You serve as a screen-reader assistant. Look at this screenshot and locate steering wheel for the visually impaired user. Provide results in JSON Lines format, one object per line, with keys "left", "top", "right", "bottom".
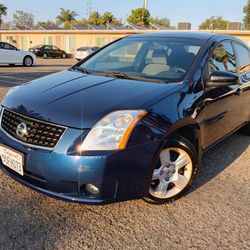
{"left": 172, "top": 66, "right": 186, "bottom": 74}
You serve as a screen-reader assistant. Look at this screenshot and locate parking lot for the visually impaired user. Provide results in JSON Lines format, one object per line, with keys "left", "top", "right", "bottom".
{"left": 0, "top": 59, "right": 249, "bottom": 249}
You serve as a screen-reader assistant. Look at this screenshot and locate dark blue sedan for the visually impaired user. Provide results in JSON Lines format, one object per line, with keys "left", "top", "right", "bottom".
{"left": 0, "top": 32, "right": 249, "bottom": 204}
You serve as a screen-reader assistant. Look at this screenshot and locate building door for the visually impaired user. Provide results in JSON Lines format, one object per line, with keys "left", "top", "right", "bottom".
{"left": 64, "top": 36, "right": 75, "bottom": 53}
{"left": 21, "top": 36, "right": 30, "bottom": 51}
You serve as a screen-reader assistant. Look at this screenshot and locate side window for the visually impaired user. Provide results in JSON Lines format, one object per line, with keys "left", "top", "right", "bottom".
{"left": 52, "top": 46, "right": 59, "bottom": 50}
{"left": 209, "top": 42, "right": 237, "bottom": 74}
{"left": 234, "top": 43, "right": 250, "bottom": 74}
{"left": 2, "top": 43, "right": 16, "bottom": 50}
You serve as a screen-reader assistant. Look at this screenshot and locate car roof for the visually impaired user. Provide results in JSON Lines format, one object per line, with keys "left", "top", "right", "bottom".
{"left": 129, "top": 32, "right": 216, "bottom": 40}
{"left": 127, "top": 32, "right": 248, "bottom": 46}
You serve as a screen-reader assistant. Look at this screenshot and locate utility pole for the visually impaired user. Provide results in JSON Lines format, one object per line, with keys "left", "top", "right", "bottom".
{"left": 142, "top": 0, "right": 148, "bottom": 26}
{"left": 86, "top": 1, "right": 92, "bottom": 19}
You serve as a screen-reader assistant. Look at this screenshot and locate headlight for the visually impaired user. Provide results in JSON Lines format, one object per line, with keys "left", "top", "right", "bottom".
{"left": 79, "top": 110, "right": 147, "bottom": 151}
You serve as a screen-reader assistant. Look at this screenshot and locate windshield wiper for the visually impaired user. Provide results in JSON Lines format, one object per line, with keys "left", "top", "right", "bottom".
{"left": 93, "top": 71, "right": 165, "bottom": 83}
{"left": 70, "top": 66, "right": 91, "bottom": 74}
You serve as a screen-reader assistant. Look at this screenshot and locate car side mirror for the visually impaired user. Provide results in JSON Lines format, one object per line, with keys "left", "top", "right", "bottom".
{"left": 206, "top": 70, "right": 240, "bottom": 87}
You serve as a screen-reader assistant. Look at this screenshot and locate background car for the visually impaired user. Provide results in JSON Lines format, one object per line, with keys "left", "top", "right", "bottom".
{"left": 74, "top": 46, "right": 99, "bottom": 61}
{"left": 0, "top": 41, "right": 36, "bottom": 67}
{"left": 29, "top": 45, "right": 67, "bottom": 59}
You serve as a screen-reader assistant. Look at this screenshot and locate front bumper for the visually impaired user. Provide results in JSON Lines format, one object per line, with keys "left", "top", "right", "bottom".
{"left": 0, "top": 125, "right": 160, "bottom": 204}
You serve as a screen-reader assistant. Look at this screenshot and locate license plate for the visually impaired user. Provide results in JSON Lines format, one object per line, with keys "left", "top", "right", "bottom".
{"left": 0, "top": 145, "right": 24, "bottom": 176}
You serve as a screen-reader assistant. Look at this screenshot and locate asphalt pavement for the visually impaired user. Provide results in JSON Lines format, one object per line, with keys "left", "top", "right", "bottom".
{"left": 0, "top": 59, "right": 249, "bottom": 250}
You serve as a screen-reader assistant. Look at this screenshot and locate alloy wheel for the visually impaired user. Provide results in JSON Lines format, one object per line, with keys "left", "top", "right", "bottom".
{"left": 149, "top": 147, "right": 193, "bottom": 199}
{"left": 24, "top": 57, "right": 33, "bottom": 67}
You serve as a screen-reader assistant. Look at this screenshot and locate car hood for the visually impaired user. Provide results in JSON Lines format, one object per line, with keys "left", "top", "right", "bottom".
{"left": 2, "top": 70, "right": 182, "bottom": 129}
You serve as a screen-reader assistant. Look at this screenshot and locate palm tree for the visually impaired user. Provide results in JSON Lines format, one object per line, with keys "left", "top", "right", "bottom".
{"left": 89, "top": 11, "right": 101, "bottom": 25}
{"left": 0, "top": 3, "right": 7, "bottom": 27}
{"left": 102, "top": 12, "right": 114, "bottom": 24}
{"left": 56, "top": 8, "right": 78, "bottom": 28}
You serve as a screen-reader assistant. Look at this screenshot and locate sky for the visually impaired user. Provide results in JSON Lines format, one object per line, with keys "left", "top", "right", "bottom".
{"left": 1, "top": 0, "right": 247, "bottom": 29}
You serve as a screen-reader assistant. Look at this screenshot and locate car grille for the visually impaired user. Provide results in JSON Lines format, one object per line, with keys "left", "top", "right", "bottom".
{"left": 0, "top": 108, "right": 66, "bottom": 149}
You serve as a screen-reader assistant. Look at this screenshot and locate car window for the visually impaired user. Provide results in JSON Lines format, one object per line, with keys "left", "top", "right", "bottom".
{"left": 52, "top": 46, "right": 59, "bottom": 50}
{"left": 209, "top": 42, "right": 237, "bottom": 74}
{"left": 1, "top": 43, "right": 16, "bottom": 50}
{"left": 44, "top": 45, "right": 52, "bottom": 50}
{"left": 79, "top": 38, "right": 203, "bottom": 82}
{"left": 234, "top": 43, "right": 250, "bottom": 74}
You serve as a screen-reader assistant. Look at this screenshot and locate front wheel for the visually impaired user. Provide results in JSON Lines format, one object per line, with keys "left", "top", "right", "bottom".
{"left": 43, "top": 53, "right": 48, "bottom": 59}
{"left": 61, "top": 53, "right": 66, "bottom": 58}
{"left": 147, "top": 135, "right": 199, "bottom": 203}
{"left": 23, "top": 56, "right": 33, "bottom": 67}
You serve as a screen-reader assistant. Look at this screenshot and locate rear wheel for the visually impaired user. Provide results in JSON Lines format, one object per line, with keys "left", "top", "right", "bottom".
{"left": 240, "top": 122, "right": 250, "bottom": 136}
{"left": 147, "top": 135, "right": 199, "bottom": 203}
{"left": 23, "top": 56, "right": 33, "bottom": 67}
{"left": 43, "top": 53, "right": 48, "bottom": 59}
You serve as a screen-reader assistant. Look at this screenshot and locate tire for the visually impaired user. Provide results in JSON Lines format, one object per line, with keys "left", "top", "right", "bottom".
{"left": 61, "top": 53, "right": 66, "bottom": 59}
{"left": 23, "top": 56, "right": 33, "bottom": 67}
{"left": 43, "top": 53, "right": 48, "bottom": 59}
{"left": 240, "top": 122, "right": 250, "bottom": 136}
{"left": 146, "top": 135, "right": 199, "bottom": 204}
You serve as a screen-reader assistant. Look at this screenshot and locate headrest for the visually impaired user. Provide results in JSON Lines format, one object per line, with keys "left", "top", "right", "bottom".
{"left": 151, "top": 50, "right": 167, "bottom": 64}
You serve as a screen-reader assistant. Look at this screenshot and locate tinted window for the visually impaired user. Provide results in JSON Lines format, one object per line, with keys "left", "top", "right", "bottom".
{"left": 52, "top": 46, "right": 59, "bottom": 50}
{"left": 44, "top": 45, "right": 52, "bottom": 50}
{"left": 234, "top": 43, "right": 250, "bottom": 73}
{"left": 209, "top": 42, "right": 236, "bottom": 73}
{"left": 2, "top": 43, "right": 16, "bottom": 50}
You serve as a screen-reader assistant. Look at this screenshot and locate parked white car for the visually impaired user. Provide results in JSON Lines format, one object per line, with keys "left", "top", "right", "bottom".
{"left": 74, "top": 47, "right": 99, "bottom": 61}
{"left": 0, "top": 41, "right": 36, "bottom": 66}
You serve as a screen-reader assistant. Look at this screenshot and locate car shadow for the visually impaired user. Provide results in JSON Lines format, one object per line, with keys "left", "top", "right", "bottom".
{"left": 189, "top": 132, "right": 250, "bottom": 192}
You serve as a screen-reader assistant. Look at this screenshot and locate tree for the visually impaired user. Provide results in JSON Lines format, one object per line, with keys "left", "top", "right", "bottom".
{"left": 13, "top": 10, "right": 34, "bottom": 27}
{"left": 150, "top": 17, "right": 170, "bottom": 28}
{"left": 56, "top": 8, "right": 78, "bottom": 29}
{"left": 127, "top": 8, "right": 150, "bottom": 26}
{"left": 38, "top": 21, "right": 58, "bottom": 27}
{"left": 243, "top": 0, "right": 250, "bottom": 30}
{"left": 0, "top": 3, "right": 7, "bottom": 27}
{"left": 89, "top": 11, "right": 101, "bottom": 25}
{"left": 101, "top": 11, "right": 122, "bottom": 26}
{"left": 102, "top": 11, "right": 114, "bottom": 25}
{"left": 199, "top": 16, "right": 228, "bottom": 30}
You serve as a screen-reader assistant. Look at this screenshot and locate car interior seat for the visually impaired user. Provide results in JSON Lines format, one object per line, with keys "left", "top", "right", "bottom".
{"left": 143, "top": 49, "right": 170, "bottom": 76}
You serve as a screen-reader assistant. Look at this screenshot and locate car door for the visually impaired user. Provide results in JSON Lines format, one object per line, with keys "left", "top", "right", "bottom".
{"left": 0, "top": 42, "right": 5, "bottom": 63}
{"left": 52, "top": 46, "right": 61, "bottom": 57}
{"left": 233, "top": 42, "right": 250, "bottom": 124}
{"left": 201, "top": 41, "right": 243, "bottom": 148}
{"left": 44, "top": 45, "right": 53, "bottom": 57}
{"left": 0, "top": 42, "right": 19, "bottom": 64}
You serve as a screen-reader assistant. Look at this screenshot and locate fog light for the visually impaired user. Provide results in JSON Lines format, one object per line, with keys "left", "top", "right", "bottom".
{"left": 85, "top": 184, "right": 100, "bottom": 196}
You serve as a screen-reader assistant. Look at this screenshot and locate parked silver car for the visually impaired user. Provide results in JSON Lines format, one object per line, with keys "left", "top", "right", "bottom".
{"left": 74, "top": 47, "right": 99, "bottom": 61}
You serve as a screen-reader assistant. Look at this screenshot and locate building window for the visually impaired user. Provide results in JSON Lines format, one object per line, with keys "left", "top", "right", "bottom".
{"left": 64, "top": 36, "right": 75, "bottom": 53}
{"left": 96, "top": 37, "right": 105, "bottom": 47}
{"left": 44, "top": 36, "right": 54, "bottom": 45}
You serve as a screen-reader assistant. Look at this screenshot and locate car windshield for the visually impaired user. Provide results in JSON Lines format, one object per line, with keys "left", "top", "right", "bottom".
{"left": 77, "top": 37, "right": 203, "bottom": 83}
